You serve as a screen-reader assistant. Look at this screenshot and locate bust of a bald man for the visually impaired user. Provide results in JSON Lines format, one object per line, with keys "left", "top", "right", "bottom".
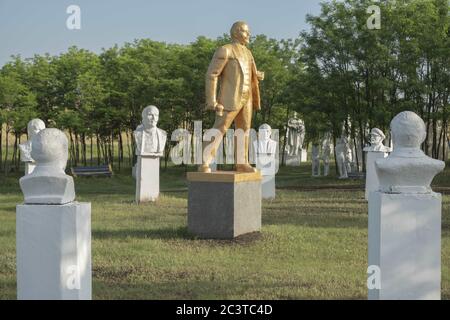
{"left": 375, "top": 111, "right": 445, "bottom": 193}
{"left": 19, "top": 128, "right": 75, "bottom": 204}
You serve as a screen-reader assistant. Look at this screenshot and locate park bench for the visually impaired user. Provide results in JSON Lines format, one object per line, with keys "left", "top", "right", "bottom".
{"left": 348, "top": 172, "right": 365, "bottom": 180}
{"left": 71, "top": 164, "right": 113, "bottom": 177}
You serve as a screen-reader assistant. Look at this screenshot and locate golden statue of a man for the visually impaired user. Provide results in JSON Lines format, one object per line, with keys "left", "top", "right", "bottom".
{"left": 199, "top": 21, "right": 264, "bottom": 173}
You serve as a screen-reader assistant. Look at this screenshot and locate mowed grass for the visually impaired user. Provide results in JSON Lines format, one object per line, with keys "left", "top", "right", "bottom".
{"left": 1, "top": 163, "right": 450, "bottom": 300}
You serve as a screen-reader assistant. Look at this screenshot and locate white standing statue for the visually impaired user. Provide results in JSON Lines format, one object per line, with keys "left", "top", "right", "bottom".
{"left": 311, "top": 144, "right": 320, "bottom": 177}
{"left": 368, "top": 111, "right": 445, "bottom": 300}
{"left": 321, "top": 133, "right": 333, "bottom": 176}
{"left": 254, "top": 124, "right": 278, "bottom": 199}
{"left": 19, "top": 119, "right": 46, "bottom": 175}
{"left": 16, "top": 128, "right": 91, "bottom": 300}
{"left": 134, "top": 105, "right": 167, "bottom": 203}
{"left": 363, "top": 128, "right": 391, "bottom": 200}
{"left": 285, "top": 112, "right": 306, "bottom": 165}
{"left": 335, "top": 135, "right": 351, "bottom": 179}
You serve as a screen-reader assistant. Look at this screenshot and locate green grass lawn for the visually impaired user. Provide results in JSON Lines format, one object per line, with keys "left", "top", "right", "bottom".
{"left": 1, "top": 163, "right": 449, "bottom": 299}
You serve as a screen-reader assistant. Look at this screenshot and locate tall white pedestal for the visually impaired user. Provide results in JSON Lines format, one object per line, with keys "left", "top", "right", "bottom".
{"left": 24, "top": 162, "right": 35, "bottom": 175}
{"left": 135, "top": 156, "right": 160, "bottom": 203}
{"left": 261, "top": 175, "right": 275, "bottom": 200}
{"left": 368, "top": 192, "right": 441, "bottom": 300}
{"left": 16, "top": 202, "right": 91, "bottom": 300}
{"left": 365, "top": 151, "right": 387, "bottom": 200}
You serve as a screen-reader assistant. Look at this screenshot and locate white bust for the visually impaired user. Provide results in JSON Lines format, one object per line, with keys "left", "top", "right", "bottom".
{"left": 19, "top": 119, "right": 46, "bottom": 162}
{"left": 253, "top": 124, "right": 277, "bottom": 176}
{"left": 19, "top": 128, "right": 75, "bottom": 204}
{"left": 134, "top": 105, "right": 167, "bottom": 157}
{"left": 375, "top": 111, "right": 445, "bottom": 193}
{"left": 363, "top": 128, "right": 391, "bottom": 152}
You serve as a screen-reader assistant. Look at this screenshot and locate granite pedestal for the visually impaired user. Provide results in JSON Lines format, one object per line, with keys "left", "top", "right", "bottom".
{"left": 135, "top": 156, "right": 160, "bottom": 203}
{"left": 187, "top": 171, "right": 262, "bottom": 239}
{"left": 16, "top": 202, "right": 91, "bottom": 300}
{"left": 368, "top": 192, "right": 441, "bottom": 300}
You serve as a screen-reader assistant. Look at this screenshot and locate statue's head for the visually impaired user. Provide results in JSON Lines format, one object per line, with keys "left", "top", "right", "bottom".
{"left": 31, "top": 128, "right": 68, "bottom": 170}
{"left": 369, "top": 128, "right": 385, "bottom": 146}
{"left": 258, "top": 123, "right": 272, "bottom": 141}
{"left": 230, "top": 21, "right": 250, "bottom": 45}
{"left": 390, "top": 111, "right": 426, "bottom": 149}
{"left": 142, "top": 105, "right": 159, "bottom": 130}
{"left": 27, "top": 119, "right": 46, "bottom": 139}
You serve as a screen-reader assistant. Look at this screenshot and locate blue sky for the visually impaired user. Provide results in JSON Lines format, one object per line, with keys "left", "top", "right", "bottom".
{"left": 0, "top": 0, "right": 323, "bottom": 65}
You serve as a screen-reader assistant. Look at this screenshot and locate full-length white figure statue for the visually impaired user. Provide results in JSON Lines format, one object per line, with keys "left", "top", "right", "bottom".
{"left": 134, "top": 105, "right": 167, "bottom": 203}
{"left": 368, "top": 111, "right": 444, "bottom": 300}
{"left": 321, "top": 133, "right": 333, "bottom": 176}
{"left": 19, "top": 119, "right": 46, "bottom": 175}
{"left": 335, "top": 135, "right": 351, "bottom": 179}
{"left": 286, "top": 112, "right": 305, "bottom": 157}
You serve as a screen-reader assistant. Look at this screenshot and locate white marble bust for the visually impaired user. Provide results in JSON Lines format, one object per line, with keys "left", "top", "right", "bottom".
{"left": 363, "top": 128, "right": 391, "bottom": 152}
{"left": 254, "top": 124, "right": 277, "bottom": 176}
{"left": 134, "top": 105, "right": 167, "bottom": 157}
{"left": 19, "top": 119, "right": 46, "bottom": 162}
{"left": 375, "top": 111, "right": 445, "bottom": 194}
{"left": 19, "top": 128, "right": 75, "bottom": 204}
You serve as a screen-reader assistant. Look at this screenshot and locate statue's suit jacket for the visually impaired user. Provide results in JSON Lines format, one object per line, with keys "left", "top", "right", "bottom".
{"left": 133, "top": 126, "right": 167, "bottom": 156}
{"left": 205, "top": 43, "right": 261, "bottom": 112}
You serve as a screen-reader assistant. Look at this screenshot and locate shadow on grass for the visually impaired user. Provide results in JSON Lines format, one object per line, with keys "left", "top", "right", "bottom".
{"left": 263, "top": 213, "right": 368, "bottom": 229}
{"left": 93, "top": 227, "right": 264, "bottom": 246}
{"left": 93, "top": 226, "right": 193, "bottom": 240}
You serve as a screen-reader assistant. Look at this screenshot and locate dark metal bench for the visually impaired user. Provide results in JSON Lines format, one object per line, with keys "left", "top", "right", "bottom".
{"left": 348, "top": 172, "right": 366, "bottom": 180}
{"left": 71, "top": 164, "right": 113, "bottom": 177}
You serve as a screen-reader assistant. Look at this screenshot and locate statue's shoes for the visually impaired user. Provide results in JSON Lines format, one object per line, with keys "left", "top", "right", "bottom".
{"left": 236, "top": 164, "right": 257, "bottom": 173}
{"left": 198, "top": 164, "right": 211, "bottom": 173}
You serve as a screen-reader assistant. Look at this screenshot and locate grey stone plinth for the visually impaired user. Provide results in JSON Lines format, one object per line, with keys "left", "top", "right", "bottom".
{"left": 16, "top": 202, "right": 91, "bottom": 300}
{"left": 187, "top": 171, "right": 262, "bottom": 239}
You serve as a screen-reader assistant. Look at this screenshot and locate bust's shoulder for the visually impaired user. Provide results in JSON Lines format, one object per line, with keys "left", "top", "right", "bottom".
{"left": 157, "top": 128, "right": 167, "bottom": 136}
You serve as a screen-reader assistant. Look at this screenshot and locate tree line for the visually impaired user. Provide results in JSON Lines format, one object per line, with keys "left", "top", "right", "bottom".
{"left": 0, "top": 0, "right": 448, "bottom": 174}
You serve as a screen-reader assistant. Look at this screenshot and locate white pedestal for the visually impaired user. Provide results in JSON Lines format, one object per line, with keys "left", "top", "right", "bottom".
{"left": 323, "top": 162, "right": 330, "bottom": 176}
{"left": 16, "top": 202, "right": 91, "bottom": 300}
{"left": 365, "top": 151, "right": 388, "bottom": 200}
{"left": 285, "top": 154, "right": 300, "bottom": 166}
{"left": 368, "top": 192, "right": 441, "bottom": 300}
{"left": 24, "top": 162, "right": 35, "bottom": 175}
{"left": 261, "top": 175, "right": 275, "bottom": 200}
{"left": 300, "top": 149, "right": 307, "bottom": 162}
{"left": 135, "top": 156, "right": 160, "bottom": 203}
